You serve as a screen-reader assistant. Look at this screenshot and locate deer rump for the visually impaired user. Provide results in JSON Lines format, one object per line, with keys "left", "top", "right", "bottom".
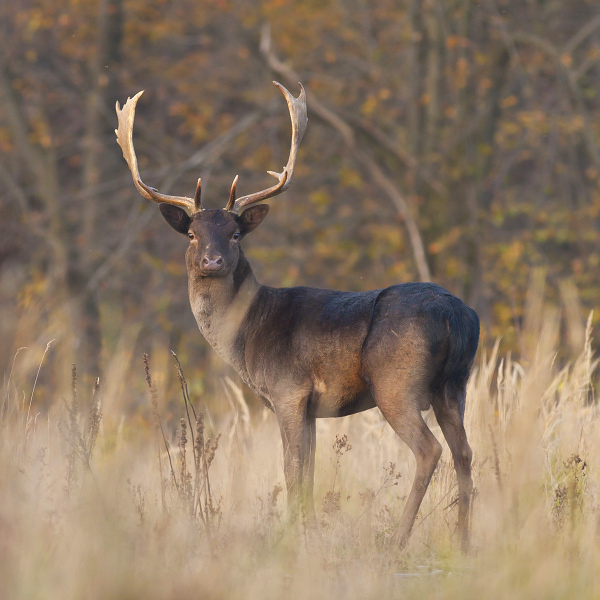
{"left": 234, "top": 282, "right": 480, "bottom": 420}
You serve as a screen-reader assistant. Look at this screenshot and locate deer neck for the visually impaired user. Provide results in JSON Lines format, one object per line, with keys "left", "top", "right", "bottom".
{"left": 187, "top": 250, "right": 259, "bottom": 363}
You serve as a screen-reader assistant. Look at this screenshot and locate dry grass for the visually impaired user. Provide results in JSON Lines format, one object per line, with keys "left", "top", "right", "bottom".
{"left": 1, "top": 312, "right": 600, "bottom": 600}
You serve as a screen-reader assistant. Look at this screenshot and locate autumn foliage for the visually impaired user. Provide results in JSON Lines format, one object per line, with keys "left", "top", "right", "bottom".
{"left": 1, "top": 0, "right": 600, "bottom": 392}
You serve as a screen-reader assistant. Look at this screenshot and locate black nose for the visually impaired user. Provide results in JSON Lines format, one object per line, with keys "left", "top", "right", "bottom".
{"left": 202, "top": 255, "right": 223, "bottom": 271}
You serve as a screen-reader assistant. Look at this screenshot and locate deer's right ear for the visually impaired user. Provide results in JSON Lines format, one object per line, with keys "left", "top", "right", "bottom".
{"left": 159, "top": 203, "right": 191, "bottom": 235}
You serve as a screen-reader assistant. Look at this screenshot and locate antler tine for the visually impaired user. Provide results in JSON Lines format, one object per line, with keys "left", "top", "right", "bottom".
{"left": 115, "top": 92, "right": 197, "bottom": 214}
{"left": 225, "top": 175, "right": 239, "bottom": 212}
{"left": 233, "top": 81, "right": 308, "bottom": 212}
{"left": 194, "top": 178, "right": 202, "bottom": 211}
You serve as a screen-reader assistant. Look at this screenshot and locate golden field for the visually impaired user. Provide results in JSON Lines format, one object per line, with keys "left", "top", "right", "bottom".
{"left": 1, "top": 303, "right": 599, "bottom": 600}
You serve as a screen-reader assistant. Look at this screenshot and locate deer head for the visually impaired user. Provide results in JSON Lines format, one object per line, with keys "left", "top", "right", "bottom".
{"left": 157, "top": 204, "right": 269, "bottom": 277}
{"left": 115, "top": 81, "right": 307, "bottom": 276}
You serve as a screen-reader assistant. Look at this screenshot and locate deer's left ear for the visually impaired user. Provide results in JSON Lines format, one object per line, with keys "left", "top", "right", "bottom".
{"left": 239, "top": 204, "right": 270, "bottom": 235}
{"left": 159, "top": 203, "right": 191, "bottom": 234}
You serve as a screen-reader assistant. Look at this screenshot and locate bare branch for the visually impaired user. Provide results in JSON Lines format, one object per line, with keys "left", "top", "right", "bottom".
{"left": 0, "top": 65, "right": 60, "bottom": 209}
{"left": 564, "top": 13, "right": 600, "bottom": 55}
{"left": 512, "top": 31, "right": 600, "bottom": 168}
{"left": 259, "top": 25, "right": 431, "bottom": 282}
{"left": 343, "top": 112, "right": 448, "bottom": 197}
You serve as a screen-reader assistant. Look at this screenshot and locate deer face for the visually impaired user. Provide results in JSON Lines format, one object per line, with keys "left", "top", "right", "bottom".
{"left": 159, "top": 204, "right": 269, "bottom": 277}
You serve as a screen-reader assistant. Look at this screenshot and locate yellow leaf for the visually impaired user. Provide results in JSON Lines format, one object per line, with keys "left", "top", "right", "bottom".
{"left": 360, "top": 95, "right": 378, "bottom": 116}
{"left": 560, "top": 54, "right": 572, "bottom": 67}
{"left": 501, "top": 95, "right": 518, "bottom": 109}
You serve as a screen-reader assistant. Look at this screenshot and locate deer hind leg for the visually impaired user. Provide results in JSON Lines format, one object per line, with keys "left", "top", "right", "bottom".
{"left": 372, "top": 384, "right": 442, "bottom": 549}
{"left": 301, "top": 415, "right": 317, "bottom": 524}
{"left": 432, "top": 390, "right": 473, "bottom": 551}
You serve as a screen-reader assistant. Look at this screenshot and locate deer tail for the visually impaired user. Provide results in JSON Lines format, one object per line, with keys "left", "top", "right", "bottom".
{"left": 442, "top": 305, "right": 480, "bottom": 421}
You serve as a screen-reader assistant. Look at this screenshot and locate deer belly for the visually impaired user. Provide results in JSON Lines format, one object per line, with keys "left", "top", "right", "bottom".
{"left": 309, "top": 378, "right": 375, "bottom": 418}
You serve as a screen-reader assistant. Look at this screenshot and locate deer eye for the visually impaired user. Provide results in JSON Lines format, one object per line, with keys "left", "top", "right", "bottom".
{"left": 232, "top": 232, "right": 241, "bottom": 241}
{"left": 187, "top": 232, "right": 194, "bottom": 240}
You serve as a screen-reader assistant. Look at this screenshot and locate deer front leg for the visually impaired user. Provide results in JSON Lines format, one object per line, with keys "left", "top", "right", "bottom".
{"left": 275, "top": 397, "right": 314, "bottom": 522}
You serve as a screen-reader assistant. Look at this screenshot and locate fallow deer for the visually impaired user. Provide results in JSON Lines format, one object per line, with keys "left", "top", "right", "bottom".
{"left": 115, "top": 81, "right": 479, "bottom": 550}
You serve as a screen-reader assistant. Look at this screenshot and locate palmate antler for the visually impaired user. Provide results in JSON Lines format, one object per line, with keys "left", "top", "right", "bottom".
{"left": 115, "top": 91, "right": 199, "bottom": 214}
{"left": 115, "top": 82, "right": 308, "bottom": 215}
{"left": 227, "top": 82, "right": 308, "bottom": 212}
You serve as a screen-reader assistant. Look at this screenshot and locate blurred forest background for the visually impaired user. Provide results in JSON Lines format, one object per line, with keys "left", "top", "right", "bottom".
{"left": 1, "top": 0, "right": 599, "bottom": 413}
